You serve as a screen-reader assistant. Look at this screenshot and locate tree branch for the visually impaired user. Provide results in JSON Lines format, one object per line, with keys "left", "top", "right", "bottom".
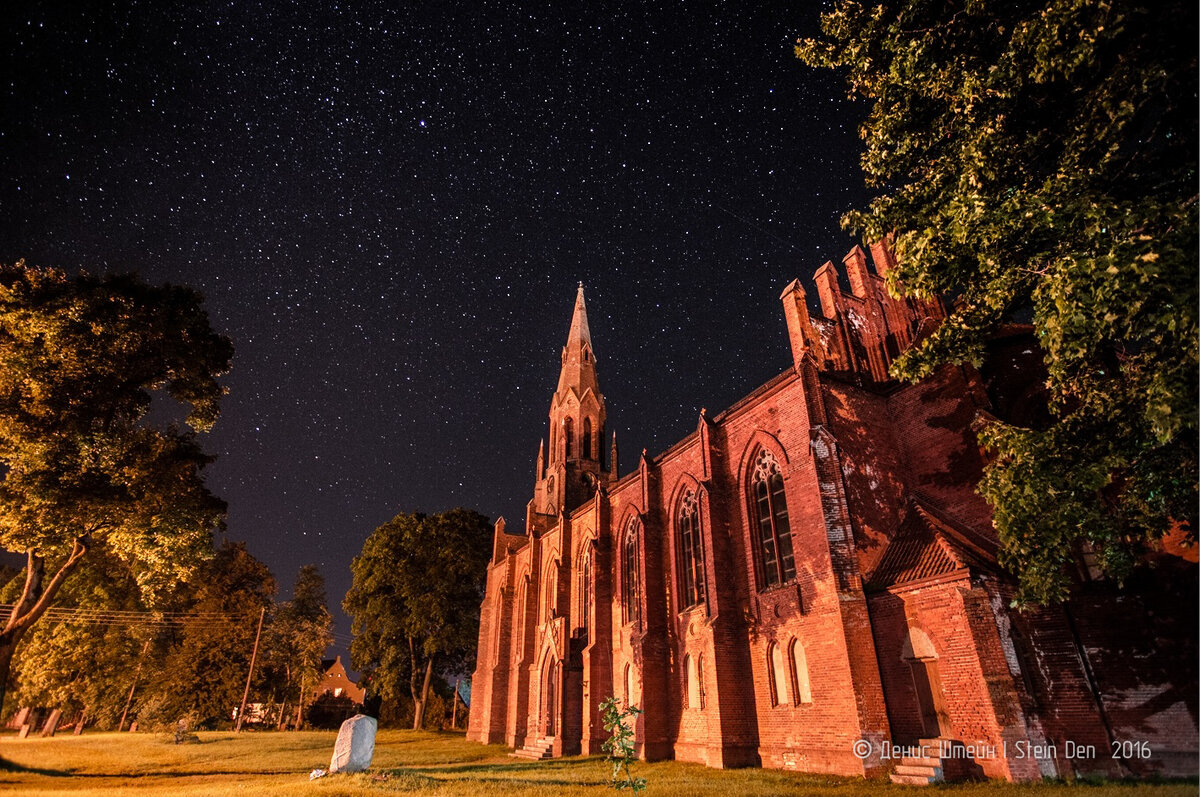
{"left": 4, "top": 536, "right": 92, "bottom": 637}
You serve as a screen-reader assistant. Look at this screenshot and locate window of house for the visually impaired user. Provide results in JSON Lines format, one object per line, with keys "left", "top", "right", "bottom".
{"left": 564, "top": 417, "right": 574, "bottom": 458}
{"left": 678, "top": 491, "right": 706, "bottom": 608}
{"left": 768, "top": 642, "right": 787, "bottom": 706}
{"left": 583, "top": 417, "right": 592, "bottom": 459}
{"left": 624, "top": 663, "right": 634, "bottom": 707}
{"left": 790, "top": 639, "right": 812, "bottom": 704}
{"left": 752, "top": 450, "right": 796, "bottom": 588}
{"left": 623, "top": 520, "right": 641, "bottom": 627}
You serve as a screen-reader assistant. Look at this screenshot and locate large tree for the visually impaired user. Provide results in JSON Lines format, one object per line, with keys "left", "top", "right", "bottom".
{"left": 344, "top": 509, "right": 491, "bottom": 729}
{"left": 0, "top": 263, "right": 232, "bottom": 710}
{"left": 798, "top": 1, "right": 1197, "bottom": 603}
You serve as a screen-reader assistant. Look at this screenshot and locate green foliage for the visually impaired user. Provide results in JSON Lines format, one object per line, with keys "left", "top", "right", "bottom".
{"left": 142, "top": 541, "right": 275, "bottom": 729}
{"left": 2, "top": 546, "right": 148, "bottom": 727}
{"left": 344, "top": 508, "right": 492, "bottom": 727}
{"left": 0, "top": 263, "right": 232, "bottom": 595}
{"left": 798, "top": 0, "right": 1198, "bottom": 603}
{"left": 600, "top": 696, "right": 646, "bottom": 793}
{"left": 262, "top": 564, "right": 334, "bottom": 713}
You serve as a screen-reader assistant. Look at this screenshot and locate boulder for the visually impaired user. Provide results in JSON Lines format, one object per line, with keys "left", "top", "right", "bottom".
{"left": 329, "top": 714, "right": 377, "bottom": 774}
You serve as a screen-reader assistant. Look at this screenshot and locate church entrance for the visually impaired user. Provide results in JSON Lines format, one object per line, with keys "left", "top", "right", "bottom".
{"left": 541, "top": 657, "right": 558, "bottom": 738}
{"left": 902, "top": 626, "right": 951, "bottom": 738}
{"left": 908, "top": 658, "right": 951, "bottom": 738}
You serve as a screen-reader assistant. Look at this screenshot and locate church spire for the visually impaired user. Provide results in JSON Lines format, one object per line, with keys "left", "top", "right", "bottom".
{"left": 555, "top": 282, "right": 600, "bottom": 398}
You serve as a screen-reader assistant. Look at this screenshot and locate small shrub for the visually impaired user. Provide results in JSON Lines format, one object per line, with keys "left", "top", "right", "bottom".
{"left": 600, "top": 696, "right": 646, "bottom": 793}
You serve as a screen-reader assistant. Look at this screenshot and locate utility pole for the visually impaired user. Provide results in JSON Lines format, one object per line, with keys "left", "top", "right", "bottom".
{"left": 236, "top": 607, "right": 266, "bottom": 733}
{"left": 118, "top": 640, "right": 151, "bottom": 732}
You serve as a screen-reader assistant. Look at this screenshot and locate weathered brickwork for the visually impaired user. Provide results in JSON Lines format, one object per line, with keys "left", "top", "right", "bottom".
{"left": 466, "top": 243, "right": 1198, "bottom": 781}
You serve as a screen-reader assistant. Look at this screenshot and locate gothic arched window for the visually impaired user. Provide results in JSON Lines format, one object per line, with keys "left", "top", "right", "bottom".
{"left": 622, "top": 520, "right": 641, "bottom": 627}
{"left": 768, "top": 641, "right": 787, "bottom": 706}
{"left": 752, "top": 450, "right": 796, "bottom": 588}
{"left": 789, "top": 638, "right": 812, "bottom": 704}
{"left": 678, "top": 490, "right": 706, "bottom": 609}
{"left": 564, "top": 418, "right": 574, "bottom": 459}
{"left": 578, "top": 549, "right": 592, "bottom": 637}
{"left": 583, "top": 417, "right": 592, "bottom": 459}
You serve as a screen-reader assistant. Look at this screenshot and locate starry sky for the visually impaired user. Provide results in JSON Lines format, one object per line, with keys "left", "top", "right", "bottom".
{"left": 0, "top": 1, "right": 870, "bottom": 657}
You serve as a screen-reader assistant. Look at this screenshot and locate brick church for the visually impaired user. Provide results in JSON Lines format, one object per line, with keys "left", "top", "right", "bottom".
{"left": 467, "top": 240, "right": 1197, "bottom": 782}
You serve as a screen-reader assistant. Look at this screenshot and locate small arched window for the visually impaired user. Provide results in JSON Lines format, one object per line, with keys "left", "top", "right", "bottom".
{"left": 564, "top": 418, "right": 574, "bottom": 459}
{"left": 685, "top": 654, "right": 702, "bottom": 709}
{"left": 678, "top": 491, "right": 706, "bottom": 608}
{"left": 752, "top": 450, "right": 796, "bottom": 588}
{"left": 790, "top": 639, "right": 812, "bottom": 704}
{"left": 624, "top": 662, "right": 635, "bottom": 707}
{"left": 583, "top": 417, "right": 592, "bottom": 459}
{"left": 768, "top": 641, "right": 787, "bottom": 706}
{"left": 622, "top": 520, "right": 641, "bottom": 627}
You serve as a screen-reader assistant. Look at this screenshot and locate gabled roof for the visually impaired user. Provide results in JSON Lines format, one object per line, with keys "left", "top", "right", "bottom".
{"left": 867, "top": 497, "right": 998, "bottom": 590}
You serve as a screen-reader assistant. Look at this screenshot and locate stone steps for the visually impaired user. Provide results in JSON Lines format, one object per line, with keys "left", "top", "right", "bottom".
{"left": 888, "top": 738, "right": 949, "bottom": 786}
{"left": 510, "top": 736, "right": 555, "bottom": 760}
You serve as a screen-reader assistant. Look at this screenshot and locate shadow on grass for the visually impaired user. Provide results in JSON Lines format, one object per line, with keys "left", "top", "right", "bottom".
{"left": 401, "top": 758, "right": 601, "bottom": 777}
{"left": 0, "top": 755, "right": 70, "bottom": 777}
{"left": 386, "top": 757, "right": 610, "bottom": 790}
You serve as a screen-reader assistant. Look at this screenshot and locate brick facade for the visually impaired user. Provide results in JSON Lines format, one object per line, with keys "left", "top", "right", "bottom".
{"left": 466, "top": 243, "right": 1198, "bottom": 781}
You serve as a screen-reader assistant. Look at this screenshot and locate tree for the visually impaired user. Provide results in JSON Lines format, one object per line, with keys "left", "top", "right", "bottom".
{"left": 141, "top": 541, "right": 275, "bottom": 729}
{"left": 797, "top": 1, "right": 1197, "bottom": 603}
{"left": 263, "top": 564, "right": 334, "bottom": 726}
{"left": 344, "top": 509, "right": 492, "bottom": 729}
{"left": 0, "top": 262, "right": 232, "bottom": 710}
{"left": 1, "top": 545, "right": 148, "bottom": 728}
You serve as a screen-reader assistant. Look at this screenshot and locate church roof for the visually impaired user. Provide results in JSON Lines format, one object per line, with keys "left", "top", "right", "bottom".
{"left": 867, "top": 498, "right": 998, "bottom": 590}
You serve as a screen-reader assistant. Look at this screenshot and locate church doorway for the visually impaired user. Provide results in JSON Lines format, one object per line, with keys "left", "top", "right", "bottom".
{"left": 902, "top": 627, "right": 951, "bottom": 738}
{"left": 541, "top": 657, "right": 558, "bottom": 738}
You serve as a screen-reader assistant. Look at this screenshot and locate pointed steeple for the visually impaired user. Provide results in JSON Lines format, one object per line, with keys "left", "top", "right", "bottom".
{"left": 555, "top": 282, "right": 601, "bottom": 398}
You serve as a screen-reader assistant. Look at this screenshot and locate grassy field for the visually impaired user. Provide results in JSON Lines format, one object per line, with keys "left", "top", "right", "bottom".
{"left": 0, "top": 729, "right": 1194, "bottom": 796}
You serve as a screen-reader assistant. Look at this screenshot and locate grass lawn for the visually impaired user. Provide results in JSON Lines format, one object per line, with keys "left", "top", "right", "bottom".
{"left": 0, "top": 729, "right": 1194, "bottom": 796}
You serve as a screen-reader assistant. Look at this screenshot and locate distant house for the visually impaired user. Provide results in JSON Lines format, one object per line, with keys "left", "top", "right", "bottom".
{"left": 312, "top": 655, "right": 365, "bottom": 704}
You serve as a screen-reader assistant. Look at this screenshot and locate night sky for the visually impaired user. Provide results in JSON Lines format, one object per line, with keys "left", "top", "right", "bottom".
{"left": 0, "top": 2, "right": 870, "bottom": 657}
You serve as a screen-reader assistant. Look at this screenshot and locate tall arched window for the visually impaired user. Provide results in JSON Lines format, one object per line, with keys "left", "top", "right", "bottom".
{"left": 678, "top": 491, "right": 706, "bottom": 608}
{"left": 513, "top": 578, "right": 527, "bottom": 659}
{"left": 622, "top": 520, "right": 641, "bottom": 627}
{"left": 768, "top": 641, "right": 787, "bottom": 706}
{"left": 583, "top": 417, "right": 592, "bottom": 459}
{"left": 578, "top": 549, "right": 592, "bottom": 636}
{"left": 549, "top": 425, "right": 556, "bottom": 463}
{"left": 564, "top": 418, "right": 574, "bottom": 458}
{"left": 790, "top": 639, "right": 812, "bottom": 704}
{"left": 752, "top": 450, "right": 796, "bottom": 588}
{"left": 624, "top": 663, "right": 635, "bottom": 707}
{"left": 544, "top": 563, "right": 557, "bottom": 621}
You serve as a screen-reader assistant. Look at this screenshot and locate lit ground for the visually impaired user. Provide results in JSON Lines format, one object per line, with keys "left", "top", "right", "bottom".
{"left": 0, "top": 729, "right": 1194, "bottom": 796}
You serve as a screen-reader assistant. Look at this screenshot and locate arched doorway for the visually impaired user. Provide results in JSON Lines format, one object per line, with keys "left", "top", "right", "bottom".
{"left": 540, "top": 657, "right": 559, "bottom": 738}
{"left": 901, "top": 626, "right": 951, "bottom": 738}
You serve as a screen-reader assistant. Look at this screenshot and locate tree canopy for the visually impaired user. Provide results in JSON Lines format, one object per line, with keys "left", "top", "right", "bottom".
{"left": 344, "top": 508, "right": 492, "bottom": 729}
{"left": 0, "top": 263, "right": 232, "bottom": 708}
{"left": 798, "top": 0, "right": 1197, "bottom": 603}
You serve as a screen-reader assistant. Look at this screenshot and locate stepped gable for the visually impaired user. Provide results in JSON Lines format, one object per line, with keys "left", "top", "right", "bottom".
{"left": 781, "top": 237, "right": 946, "bottom": 384}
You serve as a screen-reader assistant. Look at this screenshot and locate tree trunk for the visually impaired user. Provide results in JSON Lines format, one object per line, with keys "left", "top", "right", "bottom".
{"left": 0, "top": 636, "right": 17, "bottom": 719}
{"left": 0, "top": 541, "right": 92, "bottom": 717}
{"left": 412, "top": 657, "right": 433, "bottom": 730}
